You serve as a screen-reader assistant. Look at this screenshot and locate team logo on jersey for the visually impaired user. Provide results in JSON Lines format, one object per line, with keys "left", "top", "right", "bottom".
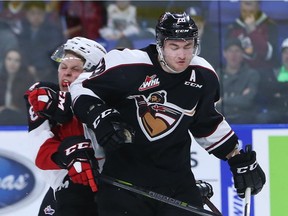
{"left": 129, "top": 90, "right": 197, "bottom": 141}
{"left": 138, "top": 75, "right": 160, "bottom": 91}
{"left": 44, "top": 205, "right": 56, "bottom": 215}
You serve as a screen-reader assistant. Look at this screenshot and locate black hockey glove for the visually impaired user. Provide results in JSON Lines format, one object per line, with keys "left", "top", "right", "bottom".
{"left": 27, "top": 83, "right": 73, "bottom": 124}
{"left": 87, "top": 105, "right": 135, "bottom": 152}
{"left": 228, "top": 145, "right": 266, "bottom": 198}
{"left": 196, "top": 180, "right": 214, "bottom": 199}
{"left": 52, "top": 136, "right": 99, "bottom": 192}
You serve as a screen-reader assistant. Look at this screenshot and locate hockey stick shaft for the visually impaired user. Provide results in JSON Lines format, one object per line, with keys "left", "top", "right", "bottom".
{"left": 244, "top": 187, "right": 251, "bottom": 216}
{"left": 99, "top": 174, "right": 222, "bottom": 216}
{"left": 203, "top": 197, "right": 222, "bottom": 215}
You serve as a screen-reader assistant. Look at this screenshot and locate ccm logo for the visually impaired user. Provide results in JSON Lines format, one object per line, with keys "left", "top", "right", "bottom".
{"left": 175, "top": 29, "right": 189, "bottom": 33}
{"left": 237, "top": 161, "right": 258, "bottom": 174}
{"left": 92, "top": 108, "right": 119, "bottom": 129}
{"left": 65, "top": 142, "right": 91, "bottom": 156}
{"left": 184, "top": 81, "right": 203, "bottom": 88}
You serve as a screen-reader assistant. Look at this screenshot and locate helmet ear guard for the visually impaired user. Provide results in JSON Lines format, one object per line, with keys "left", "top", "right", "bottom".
{"left": 51, "top": 37, "right": 107, "bottom": 72}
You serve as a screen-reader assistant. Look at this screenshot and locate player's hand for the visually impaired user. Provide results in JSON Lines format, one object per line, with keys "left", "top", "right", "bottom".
{"left": 28, "top": 86, "right": 73, "bottom": 123}
{"left": 196, "top": 180, "right": 214, "bottom": 199}
{"left": 53, "top": 136, "right": 99, "bottom": 192}
{"left": 99, "top": 121, "right": 135, "bottom": 152}
{"left": 87, "top": 106, "right": 135, "bottom": 152}
{"left": 228, "top": 145, "right": 266, "bottom": 198}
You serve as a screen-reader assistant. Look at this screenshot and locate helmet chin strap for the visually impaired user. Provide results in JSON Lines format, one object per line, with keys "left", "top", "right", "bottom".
{"left": 156, "top": 44, "right": 184, "bottom": 74}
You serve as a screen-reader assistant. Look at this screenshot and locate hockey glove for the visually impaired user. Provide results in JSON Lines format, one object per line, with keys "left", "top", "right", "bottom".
{"left": 196, "top": 180, "right": 214, "bottom": 199}
{"left": 52, "top": 136, "right": 99, "bottom": 192}
{"left": 87, "top": 105, "right": 135, "bottom": 152}
{"left": 28, "top": 86, "right": 73, "bottom": 123}
{"left": 228, "top": 145, "right": 266, "bottom": 198}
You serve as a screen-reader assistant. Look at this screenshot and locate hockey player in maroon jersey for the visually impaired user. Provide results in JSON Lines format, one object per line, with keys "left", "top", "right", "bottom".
{"left": 24, "top": 37, "right": 106, "bottom": 216}
{"left": 70, "top": 12, "right": 266, "bottom": 215}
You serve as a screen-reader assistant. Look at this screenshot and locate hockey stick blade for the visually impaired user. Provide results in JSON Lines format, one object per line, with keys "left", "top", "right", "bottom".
{"left": 100, "top": 175, "right": 222, "bottom": 216}
{"left": 244, "top": 187, "right": 251, "bottom": 216}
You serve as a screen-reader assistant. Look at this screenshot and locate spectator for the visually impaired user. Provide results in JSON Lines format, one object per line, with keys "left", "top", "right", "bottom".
{"left": 0, "top": 0, "right": 25, "bottom": 35}
{"left": 216, "top": 38, "right": 260, "bottom": 124}
{"left": 0, "top": 20, "right": 19, "bottom": 70}
{"left": 0, "top": 48, "right": 34, "bottom": 125}
{"left": 226, "top": 0, "right": 279, "bottom": 71}
{"left": 99, "top": 0, "right": 140, "bottom": 48}
{"left": 18, "top": 1, "right": 65, "bottom": 83}
{"left": 186, "top": 6, "right": 220, "bottom": 69}
{"left": 57, "top": 1, "right": 106, "bottom": 40}
{"left": 256, "top": 37, "right": 288, "bottom": 123}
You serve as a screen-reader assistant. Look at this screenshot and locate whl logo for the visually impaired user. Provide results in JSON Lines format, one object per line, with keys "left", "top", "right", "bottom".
{"left": 138, "top": 75, "right": 160, "bottom": 91}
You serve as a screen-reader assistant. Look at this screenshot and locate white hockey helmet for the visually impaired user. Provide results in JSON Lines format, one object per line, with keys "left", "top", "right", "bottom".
{"left": 51, "top": 37, "right": 107, "bottom": 72}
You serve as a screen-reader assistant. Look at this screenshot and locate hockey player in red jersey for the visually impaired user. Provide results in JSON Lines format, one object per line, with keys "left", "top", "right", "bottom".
{"left": 24, "top": 37, "right": 106, "bottom": 216}
{"left": 70, "top": 12, "right": 266, "bottom": 216}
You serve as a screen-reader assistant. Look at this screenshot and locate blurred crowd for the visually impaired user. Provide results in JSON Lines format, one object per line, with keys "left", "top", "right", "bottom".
{"left": 0, "top": 0, "right": 287, "bottom": 125}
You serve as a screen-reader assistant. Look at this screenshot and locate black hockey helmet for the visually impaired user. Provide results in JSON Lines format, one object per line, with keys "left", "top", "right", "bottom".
{"left": 156, "top": 12, "right": 199, "bottom": 47}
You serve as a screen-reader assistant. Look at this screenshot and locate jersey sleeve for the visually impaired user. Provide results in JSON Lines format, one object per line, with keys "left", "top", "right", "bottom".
{"left": 35, "top": 116, "right": 85, "bottom": 169}
{"left": 189, "top": 68, "right": 238, "bottom": 160}
{"left": 35, "top": 137, "right": 60, "bottom": 170}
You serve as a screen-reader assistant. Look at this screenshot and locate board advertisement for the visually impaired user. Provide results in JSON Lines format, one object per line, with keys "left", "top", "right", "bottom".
{"left": 0, "top": 125, "right": 287, "bottom": 215}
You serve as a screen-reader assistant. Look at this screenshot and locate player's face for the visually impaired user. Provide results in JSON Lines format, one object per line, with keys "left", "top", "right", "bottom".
{"left": 58, "top": 53, "right": 84, "bottom": 91}
{"left": 162, "top": 39, "right": 194, "bottom": 73}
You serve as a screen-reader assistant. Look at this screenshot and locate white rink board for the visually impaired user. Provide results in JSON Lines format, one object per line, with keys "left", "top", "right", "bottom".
{"left": 0, "top": 129, "right": 222, "bottom": 215}
{"left": 190, "top": 138, "right": 222, "bottom": 212}
{"left": 0, "top": 130, "right": 49, "bottom": 216}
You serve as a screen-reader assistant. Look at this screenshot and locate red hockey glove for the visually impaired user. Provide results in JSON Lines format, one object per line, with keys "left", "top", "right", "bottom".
{"left": 52, "top": 136, "right": 99, "bottom": 192}
{"left": 228, "top": 145, "right": 266, "bottom": 198}
{"left": 68, "top": 161, "right": 98, "bottom": 192}
{"left": 28, "top": 86, "right": 73, "bottom": 123}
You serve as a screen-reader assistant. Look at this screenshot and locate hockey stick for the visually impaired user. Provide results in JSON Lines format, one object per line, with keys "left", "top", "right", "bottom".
{"left": 99, "top": 174, "right": 222, "bottom": 216}
{"left": 244, "top": 187, "right": 251, "bottom": 216}
{"left": 203, "top": 197, "right": 222, "bottom": 216}
{"left": 196, "top": 180, "right": 222, "bottom": 215}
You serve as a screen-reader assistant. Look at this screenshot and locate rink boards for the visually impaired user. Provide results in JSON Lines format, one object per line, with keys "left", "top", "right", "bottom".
{"left": 0, "top": 125, "right": 287, "bottom": 216}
